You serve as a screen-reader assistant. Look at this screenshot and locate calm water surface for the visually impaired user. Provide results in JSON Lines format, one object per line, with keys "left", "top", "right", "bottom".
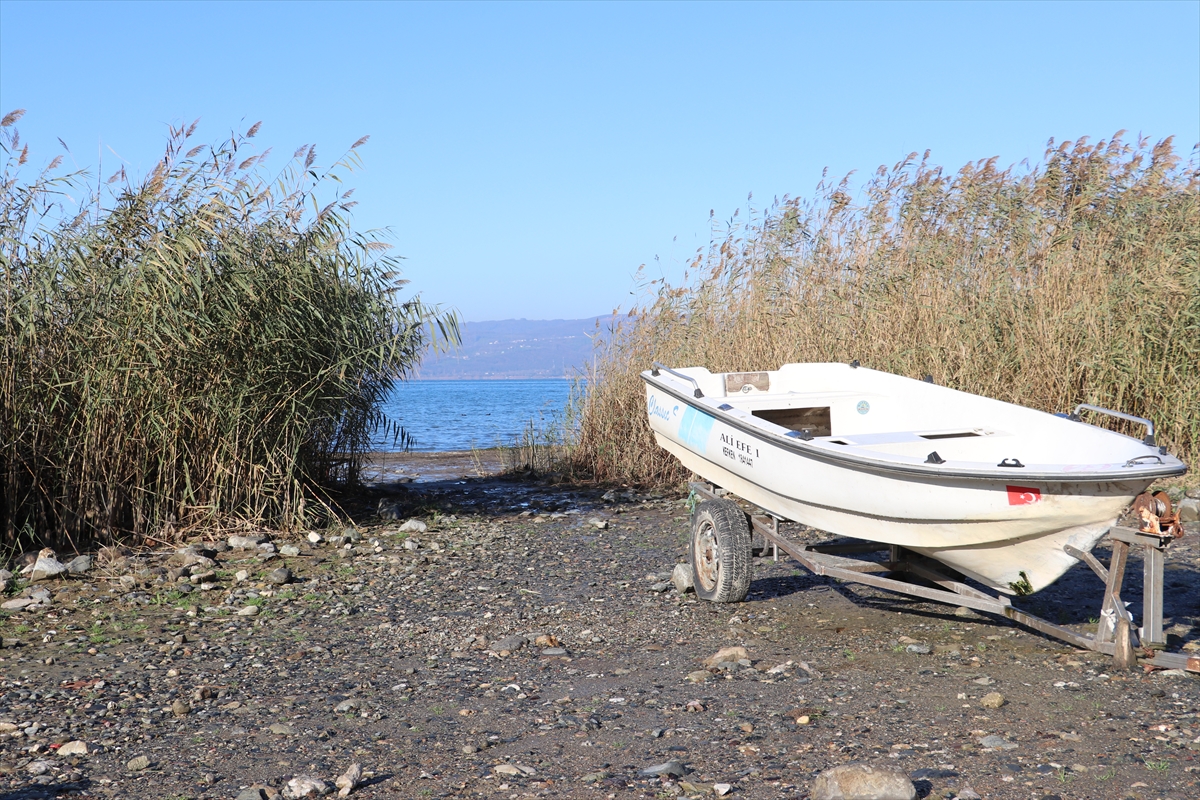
{"left": 373, "top": 379, "right": 573, "bottom": 452}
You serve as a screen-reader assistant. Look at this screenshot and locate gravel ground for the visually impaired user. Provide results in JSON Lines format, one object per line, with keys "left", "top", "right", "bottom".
{"left": 1, "top": 459, "right": 1199, "bottom": 800}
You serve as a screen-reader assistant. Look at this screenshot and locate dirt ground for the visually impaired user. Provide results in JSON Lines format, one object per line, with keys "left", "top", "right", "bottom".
{"left": 1, "top": 452, "right": 1198, "bottom": 800}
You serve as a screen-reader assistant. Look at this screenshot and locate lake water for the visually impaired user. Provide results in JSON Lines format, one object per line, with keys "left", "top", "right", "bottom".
{"left": 372, "top": 379, "right": 574, "bottom": 452}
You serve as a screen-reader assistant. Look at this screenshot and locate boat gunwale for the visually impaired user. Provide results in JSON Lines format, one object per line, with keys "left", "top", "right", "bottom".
{"left": 641, "top": 371, "right": 1188, "bottom": 483}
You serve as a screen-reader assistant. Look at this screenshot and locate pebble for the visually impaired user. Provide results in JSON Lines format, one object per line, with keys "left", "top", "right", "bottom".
{"left": 541, "top": 646, "right": 568, "bottom": 656}
{"left": 494, "top": 763, "right": 535, "bottom": 776}
{"left": 980, "top": 692, "right": 1006, "bottom": 709}
{"left": 956, "top": 789, "right": 981, "bottom": 800}
{"left": 649, "top": 581, "right": 672, "bottom": 593}
{"left": 238, "top": 605, "right": 260, "bottom": 616}
{"left": 1, "top": 597, "right": 37, "bottom": 610}
{"left": 905, "top": 644, "right": 931, "bottom": 654}
{"left": 172, "top": 699, "right": 191, "bottom": 716}
{"left": 400, "top": 519, "right": 428, "bottom": 533}
{"left": 334, "top": 699, "right": 360, "bottom": 713}
{"left": 269, "top": 723, "right": 295, "bottom": 735}
{"left": 639, "top": 760, "right": 688, "bottom": 778}
{"left": 490, "top": 634, "right": 526, "bottom": 653}
{"left": 810, "top": 763, "right": 917, "bottom": 800}
{"left": 686, "top": 670, "right": 711, "bottom": 683}
{"left": 126, "top": 755, "right": 151, "bottom": 771}
{"left": 979, "top": 734, "right": 1017, "bottom": 749}
{"left": 581, "top": 770, "right": 611, "bottom": 783}
{"left": 280, "top": 544, "right": 301, "bottom": 557}
{"left": 236, "top": 789, "right": 268, "bottom": 800}
{"left": 307, "top": 531, "right": 323, "bottom": 544}
{"left": 671, "top": 562, "right": 694, "bottom": 593}
{"left": 588, "top": 517, "right": 608, "bottom": 530}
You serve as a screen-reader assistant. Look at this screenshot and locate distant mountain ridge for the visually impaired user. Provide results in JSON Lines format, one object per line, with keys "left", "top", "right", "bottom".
{"left": 415, "top": 316, "right": 612, "bottom": 379}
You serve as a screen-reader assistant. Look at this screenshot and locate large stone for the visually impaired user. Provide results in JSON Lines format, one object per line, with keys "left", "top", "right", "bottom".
{"left": 980, "top": 692, "right": 1006, "bottom": 709}
{"left": 704, "top": 646, "right": 748, "bottom": 668}
{"left": 228, "top": 534, "right": 266, "bottom": 549}
{"left": 810, "top": 763, "right": 917, "bottom": 800}
{"left": 1178, "top": 498, "right": 1199, "bottom": 523}
{"left": 56, "top": 740, "right": 90, "bottom": 757}
{"left": 400, "top": 519, "right": 428, "bottom": 534}
{"left": 126, "top": 755, "right": 151, "bottom": 771}
{"left": 66, "top": 555, "right": 92, "bottom": 575}
{"left": 1, "top": 598, "right": 37, "bottom": 611}
{"left": 283, "top": 776, "right": 332, "bottom": 798}
{"left": 490, "top": 635, "right": 526, "bottom": 654}
{"left": 671, "top": 563, "right": 694, "bottom": 593}
{"left": 336, "top": 763, "right": 362, "bottom": 797}
{"left": 30, "top": 550, "right": 67, "bottom": 582}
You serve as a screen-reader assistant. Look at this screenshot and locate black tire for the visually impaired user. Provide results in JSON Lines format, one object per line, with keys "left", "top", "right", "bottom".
{"left": 690, "top": 499, "right": 752, "bottom": 602}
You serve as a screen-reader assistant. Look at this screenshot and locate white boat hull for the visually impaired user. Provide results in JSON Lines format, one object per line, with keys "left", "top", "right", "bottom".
{"left": 643, "top": 363, "right": 1186, "bottom": 594}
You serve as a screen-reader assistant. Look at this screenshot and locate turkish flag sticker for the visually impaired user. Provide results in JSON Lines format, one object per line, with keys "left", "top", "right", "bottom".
{"left": 1007, "top": 485, "right": 1041, "bottom": 505}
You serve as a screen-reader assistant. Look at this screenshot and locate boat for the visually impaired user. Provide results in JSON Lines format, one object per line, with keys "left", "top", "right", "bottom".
{"left": 642, "top": 361, "right": 1187, "bottom": 596}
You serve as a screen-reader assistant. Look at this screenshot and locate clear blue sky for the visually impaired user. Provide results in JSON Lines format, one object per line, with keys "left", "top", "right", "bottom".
{"left": 2, "top": 1, "right": 1197, "bottom": 321}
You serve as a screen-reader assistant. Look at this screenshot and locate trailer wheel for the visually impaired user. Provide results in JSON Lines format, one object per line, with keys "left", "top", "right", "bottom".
{"left": 690, "top": 500, "right": 752, "bottom": 602}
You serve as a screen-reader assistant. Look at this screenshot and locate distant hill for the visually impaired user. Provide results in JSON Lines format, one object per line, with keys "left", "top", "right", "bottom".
{"left": 415, "top": 316, "right": 612, "bottom": 379}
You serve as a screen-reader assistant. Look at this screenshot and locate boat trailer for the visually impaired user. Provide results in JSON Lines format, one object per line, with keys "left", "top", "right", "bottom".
{"left": 689, "top": 481, "right": 1200, "bottom": 674}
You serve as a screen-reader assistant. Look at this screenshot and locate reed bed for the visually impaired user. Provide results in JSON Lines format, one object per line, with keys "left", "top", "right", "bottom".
{"left": 570, "top": 134, "right": 1200, "bottom": 487}
{"left": 1, "top": 112, "right": 458, "bottom": 550}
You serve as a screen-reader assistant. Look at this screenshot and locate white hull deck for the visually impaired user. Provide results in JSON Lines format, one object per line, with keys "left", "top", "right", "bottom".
{"left": 643, "top": 363, "right": 1186, "bottom": 594}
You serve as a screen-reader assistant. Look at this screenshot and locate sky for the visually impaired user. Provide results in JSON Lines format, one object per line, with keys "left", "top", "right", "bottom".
{"left": 2, "top": 1, "right": 1197, "bottom": 322}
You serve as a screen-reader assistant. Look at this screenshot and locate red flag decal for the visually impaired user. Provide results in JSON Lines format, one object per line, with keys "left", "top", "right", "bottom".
{"left": 1007, "top": 485, "right": 1041, "bottom": 505}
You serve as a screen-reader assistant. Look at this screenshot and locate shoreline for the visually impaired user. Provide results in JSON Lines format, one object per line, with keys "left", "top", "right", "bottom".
{"left": 362, "top": 448, "right": 509, "bottom": 483}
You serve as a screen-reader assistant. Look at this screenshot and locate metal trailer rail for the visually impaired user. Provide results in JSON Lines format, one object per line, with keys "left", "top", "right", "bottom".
{"left": 689, "top": 481, "right": 1200, "bottom": 674}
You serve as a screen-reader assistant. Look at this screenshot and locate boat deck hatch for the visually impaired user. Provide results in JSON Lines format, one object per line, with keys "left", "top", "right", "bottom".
{"left": 752, "top": 407, "right": 832, "bottom": 437}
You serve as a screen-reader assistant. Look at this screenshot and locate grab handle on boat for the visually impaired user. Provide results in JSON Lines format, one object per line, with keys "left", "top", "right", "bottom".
{"left": 651, "top": 363, "right": 704, "bottom": 398}
{"left": 1123, "top": 454, "right": 1165, "bottom": 468}
{"left": 1072, "top": 403, "right": 1156, "bottom": 447}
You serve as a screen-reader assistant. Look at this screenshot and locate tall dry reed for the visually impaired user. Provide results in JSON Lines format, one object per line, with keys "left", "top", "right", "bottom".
{"left": 571, "top": 134, "right": 1200, "bottom": 487}
{"left": 1, "top": 112, "right": 458, "bottom": 550}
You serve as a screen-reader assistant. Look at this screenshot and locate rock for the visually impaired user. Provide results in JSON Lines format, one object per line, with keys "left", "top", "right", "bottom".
{"left": 672, "top": 563, "right": 694, "bottom": 593}
{"left": 66, "top": 555, "right": 92, "bottom": 575}
{"left": 283, "top": 776, "right": 332, "bottom": 798}
{"left": 1179, "top": 498, "right": 1199, "bottom": 523}
{"left": 588, "top": 517, "right": 609, "bottom": 530}
{"left": 236, "top": 789, "right": 268, "bottom": 800}
{"left": 686, "top": 670, "right": 711, "bottom": 683}
{"left": 228, "top": 534, "right": 265, "bottom": 549}
{"left": 541, "top": 647, "right": 569, "bottom": 656}
{"left": 581, "top": 770, "right": 611, "bottom": 783}
{"left": 490, "top": 635, "right": 526, "bottom": 653}
{"left": 235, "top": 569, "right": 251, "bottom": 582}
{"left": 400, "top": 519, "right": 428, "bottom": 534}
{"left": 1, "top": 597, "right": 37, "bottom": 611}
{"left": 402, "top": 539, "right": 421, "bottom": 551}
{"left": 57, "top": 740, "right": 89, "bottom": 757}
{"left": 905, "top": 644, "right": 931, "bottom": 654}
{"left": 704, "top": 646, "right": 748, "bottom": 668}
{"left": 979, "top": 734, "right": 1017, "bottom": 750}
{"left": 126, "top": 755, "right": 151, "bottom": 771}
{"left": 238, "top": 605, "right": 260, "bottom": 616}
{"left": 534, "top": 633, "right": 559, "bottom": 647}
{"left": 27, "top": 760, "right": 52, "bottom": 775}
{"left": 335, "top": 699, "right": 360, "bottom": 713}
{"left": 30, "top": 549, "right": 67, "bottom": 582}
{"left": 494, "top": 763, "right": 535, "bottom": 776}
{"left": 649, "top": 581, "right": 672, "bottom": 593}
{"left": 172, "top": 699, "right": 191, "bottom": 717}
{"left": 335, "top": 763, "right": 362, "bottom": 797}
{"left": 810, "top": 763, "right": 917, "bottom": 800}
{"left": 980, "top": 692, "right": 1006, "bottom": 709}
{"left": 713, "top": 784, "right": 733, "bottom": 797}
{"left": 267, "top": 567, "right": 292, "bottom": 585}
{"left": 639, "top": 760, "right": 688, "bottom": 778}
{"left": 956, "top": 789, "right": 981, "bottom": 800}
{"left": 307, "top": 532, "right": 323, "bottom": 544}
{"left": 269, "top": 723, "right": 295, "bottom": 735}
{"left": 280, "top": 544, "right": 301, "bottom": 557}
